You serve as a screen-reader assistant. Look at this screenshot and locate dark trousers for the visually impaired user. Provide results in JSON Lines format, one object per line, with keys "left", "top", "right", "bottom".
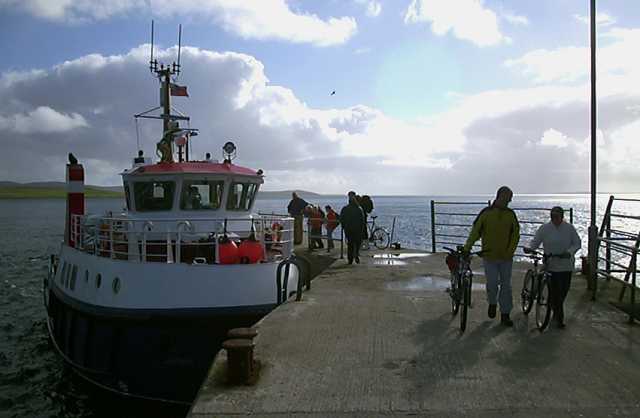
{"left": 548, "top": 271, "right": 572, "bottom": 322}
{"left": 310, "top": 227, "right": 324, "bottom": 249}
{"left": 346, "top": 234, "right": 362, "bottom": 263}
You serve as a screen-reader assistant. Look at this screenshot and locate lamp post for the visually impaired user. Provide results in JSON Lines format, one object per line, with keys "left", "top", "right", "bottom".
{"left": 588, "top": 0, "right": 598, "bottom": 298}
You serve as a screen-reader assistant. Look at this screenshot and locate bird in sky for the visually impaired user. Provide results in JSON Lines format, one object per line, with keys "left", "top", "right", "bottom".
{"left": 330, "top": 91, "right": 335, "bottom": 96}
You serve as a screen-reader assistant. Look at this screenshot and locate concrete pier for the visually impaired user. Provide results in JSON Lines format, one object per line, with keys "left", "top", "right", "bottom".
{"left": 189, "top": 249, "right": 640, "bottom": 417}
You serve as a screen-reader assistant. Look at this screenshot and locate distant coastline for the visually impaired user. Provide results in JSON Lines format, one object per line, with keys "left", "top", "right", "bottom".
{"left": 0, "top": 181, "right": 635, "bottom": 199}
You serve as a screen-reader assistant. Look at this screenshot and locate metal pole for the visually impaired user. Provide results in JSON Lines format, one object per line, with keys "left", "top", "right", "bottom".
{"left": 631, "top": 250, "right": 636, "bottom": 323}
{"left": 569, "top": 208, "right": 574, "bottom": 224}
{"left": 430, "top": 200, "right": 436, "bottom": 253}
{"left": 390, "top": 216, "right": 396, "bottom": 245}
{"left": 588, "top": 0, "right": 599, "bottom": 299}
{"left": 606, "top": 211, "right": 611, "bottom": 277}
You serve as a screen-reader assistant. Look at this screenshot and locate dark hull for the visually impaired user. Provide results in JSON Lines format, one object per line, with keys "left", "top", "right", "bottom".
{"left": 45, "top": 287, "right": 273, "bottom": 404}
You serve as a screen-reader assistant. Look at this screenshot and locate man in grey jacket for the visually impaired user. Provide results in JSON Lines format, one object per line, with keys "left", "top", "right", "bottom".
{"left": 524, "top": 206, "right": 581, "bottom": 328}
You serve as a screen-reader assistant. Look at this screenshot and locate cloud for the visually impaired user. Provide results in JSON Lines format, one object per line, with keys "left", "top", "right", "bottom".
{"left": 354, "top": 0, "right": 381, "bottom": 17}
{"left": 0, "top": 0, "right": 357, "bottom": 46}
{"left": 505, "top": 28, "right": 640, "bottom": 86}
{"left": 539, "top": 128, "right": 570, "bottom": 148}
{"left": 404, "top": 0, "right": 508, "bottom": 47}
{"left": 574, "top": 12, "right": 616, "bottom": 27}
{"left": 2, "top": 42, "right": 640, "bottom": 194}
{"left": 0, "top": 107, "right": 89, "bottom": 134}
{"left": 502, "top": 12, "right": 528, "bottom": 26}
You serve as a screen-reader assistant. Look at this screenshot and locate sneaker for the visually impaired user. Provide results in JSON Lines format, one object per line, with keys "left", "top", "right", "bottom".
{"left": 488, "top": 304, "right": 497, "bottom": 319}
{"left": 500, "top": 313, "right": 514, "bottom": 327}
{"left": 355, "top": 256, "right": 360, "bottom": 264}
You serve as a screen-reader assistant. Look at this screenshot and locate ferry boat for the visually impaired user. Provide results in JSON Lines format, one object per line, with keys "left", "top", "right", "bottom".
{"left": 43, "top": 31, "right": 300, "bottom": 404}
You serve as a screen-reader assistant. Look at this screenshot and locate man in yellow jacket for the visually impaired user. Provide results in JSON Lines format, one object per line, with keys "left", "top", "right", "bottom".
{"left": 463, "top": 186, "right": 520, "bottom": 327}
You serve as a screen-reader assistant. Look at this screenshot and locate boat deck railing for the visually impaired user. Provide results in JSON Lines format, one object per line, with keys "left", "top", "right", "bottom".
{"left": 69, "top": 213, "right": 294, "bottom": 265}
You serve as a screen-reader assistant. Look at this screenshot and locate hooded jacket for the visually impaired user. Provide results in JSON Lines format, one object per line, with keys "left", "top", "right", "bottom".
{"left": 463, "top": 205, "right": 520, "bottom": 261}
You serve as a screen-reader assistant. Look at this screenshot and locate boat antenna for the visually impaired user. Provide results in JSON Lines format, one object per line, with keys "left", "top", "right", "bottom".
{"left": 173, "top": 24, "right": 182, "bottom": 77}
{"left": 149, "top": 20, "right": 157, "bottom": 74}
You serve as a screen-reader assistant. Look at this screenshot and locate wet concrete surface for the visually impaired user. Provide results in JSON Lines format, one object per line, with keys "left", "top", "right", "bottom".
{"left": 190, "top": 247, "right": 640, "bottom": 418}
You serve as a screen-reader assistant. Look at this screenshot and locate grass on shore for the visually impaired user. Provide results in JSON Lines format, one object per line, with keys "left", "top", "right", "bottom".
{"left": 0, "top": 186, "right": 124, "bottom": 199}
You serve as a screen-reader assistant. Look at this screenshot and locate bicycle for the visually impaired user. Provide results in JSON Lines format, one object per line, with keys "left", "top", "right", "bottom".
{"left": 444, "top": 246, "right": 483, "bottom": 332}
{"left": 361, "top": 215, "right": 390, "bottom": 250}
{"left": 521, "top": 249, "right": 564, "bottom": 331}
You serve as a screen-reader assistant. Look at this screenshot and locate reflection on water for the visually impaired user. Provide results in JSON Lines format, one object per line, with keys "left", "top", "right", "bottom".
{"left": 372, "top": 253, "right": 432, "bottom": 259}
{"left": 386, "top": 276, "right": 485, "bottom": 291}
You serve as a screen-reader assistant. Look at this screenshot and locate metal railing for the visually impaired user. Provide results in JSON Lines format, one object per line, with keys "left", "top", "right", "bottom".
{"left": 69, "top": 213, "right": 294, "bottom": 264}
{"left": 429, "top": 200, "right": 573, "bottom": 257}
{"left": 593, "top": 196, "right": 640, "bottom": 322}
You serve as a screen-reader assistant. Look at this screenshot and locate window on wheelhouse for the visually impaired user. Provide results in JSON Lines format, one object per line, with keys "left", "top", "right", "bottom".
{"left": 180, "top": 180, "right": 225, "bottom": 210}
{"left": 226, "top": 182, "right": 258, "bottom": 211}
{"left": 133, "top": 181, "right": 175, "bottom": 211}
{"left": 124, "top": 183, "right": 131, "bottom": 210}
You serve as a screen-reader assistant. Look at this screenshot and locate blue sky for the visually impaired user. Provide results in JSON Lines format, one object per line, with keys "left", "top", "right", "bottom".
{"left": 1, "top": 0, "right": 639, "bottom": 194}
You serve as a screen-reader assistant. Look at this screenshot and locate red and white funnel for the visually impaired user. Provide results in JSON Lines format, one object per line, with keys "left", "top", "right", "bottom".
{"left": 65, "top": 161, "right": 85, "bottom": 247}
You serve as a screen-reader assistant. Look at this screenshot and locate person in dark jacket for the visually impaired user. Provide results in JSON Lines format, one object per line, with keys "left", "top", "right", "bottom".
{"left": 340, "top": 192, "right": 365, "bottom": 264}
{"left": 287, "top": 192, "right": 308, "bottom": 245}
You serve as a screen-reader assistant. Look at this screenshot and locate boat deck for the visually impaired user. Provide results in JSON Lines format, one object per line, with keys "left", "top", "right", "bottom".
{"left": 189, "top": 248, "right": 640, "bottom": 417}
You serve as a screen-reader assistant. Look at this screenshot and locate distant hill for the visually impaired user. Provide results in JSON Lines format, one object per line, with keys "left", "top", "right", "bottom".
{"left": 0, "top": 182, "right": 123, "bottom": 199}
{"left": 257, "top": 190, "right": 328, "bottom": 200}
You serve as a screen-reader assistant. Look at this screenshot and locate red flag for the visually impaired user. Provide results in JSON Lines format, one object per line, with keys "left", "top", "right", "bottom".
{"left": 170, "top": 83, "right": 188, "bottom": 97}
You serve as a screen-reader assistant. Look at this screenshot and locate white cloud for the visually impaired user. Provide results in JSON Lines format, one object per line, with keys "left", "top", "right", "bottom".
{"left": 2, "top": 43, "right": 640, "bottom": 194}
{"left": 505, "top": 28, "right": 640, "bottom": 87}
{"left": 0, "top": 0, "right": 357, "bottom": 46}
{"left": 540, "top": 128, "right": 570, "bottom": 148}
{"left": 574, "top": 12, "right": 616, "bottom": 27}
{"left": 354, "top": 0, "right": 381, "bottom": 17}
{"left": 502, "top": 12, "right": 528, "bottom": 26}
{"left": 0, "top": 106, "right": 88, "bottom": 134}
{"left": 404, "top": 0, "right": 508, "bottom": 47}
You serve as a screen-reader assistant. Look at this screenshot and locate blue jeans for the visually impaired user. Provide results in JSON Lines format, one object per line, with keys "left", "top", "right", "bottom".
{"left": 483, "top": 259, "right": 513, "bottom": 314}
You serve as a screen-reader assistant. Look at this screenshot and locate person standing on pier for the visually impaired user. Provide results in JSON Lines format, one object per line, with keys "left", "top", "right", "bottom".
{"left": 340, "top": 191, "right": 365, "bottom": 264}
{"left": 524, "top": 206, "right": 581, "bottom": 328}
{"left": 288, "top": 192, "right": 308, "bottom": 245}
{"left": 325, "top": 205, "right": 339, "bottom": 252}
{"left": 463, "top": 186, "right": 520, "bottom": 327}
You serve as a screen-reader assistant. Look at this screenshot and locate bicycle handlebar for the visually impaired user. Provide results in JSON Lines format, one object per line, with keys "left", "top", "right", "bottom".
{"left": 443, "top": 246, "right": 485, "bottom": 257}
{"left": 522, "top": 247, "right": 570, "bottom": 260}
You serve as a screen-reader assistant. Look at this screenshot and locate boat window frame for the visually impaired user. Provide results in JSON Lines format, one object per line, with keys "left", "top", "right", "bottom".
{"left": 180, "top": 179, "right": 226, "bottom": 211}
{"left": 132, "top": 180, "right": 176, "bottom": 212}
{"left": 226, "top": 181, "right": 259, "bottom": 211}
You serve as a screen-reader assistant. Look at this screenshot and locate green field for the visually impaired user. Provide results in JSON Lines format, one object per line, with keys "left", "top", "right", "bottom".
{"left": 0, "top": 186, "right": 124, "bottom": 199}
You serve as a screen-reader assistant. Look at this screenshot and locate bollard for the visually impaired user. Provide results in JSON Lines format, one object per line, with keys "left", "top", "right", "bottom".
{"left": 222, "top": 338, "right": 256, "bottom": 385}
{"left": 227, "top": 327, "right": 258, "bottom": 340}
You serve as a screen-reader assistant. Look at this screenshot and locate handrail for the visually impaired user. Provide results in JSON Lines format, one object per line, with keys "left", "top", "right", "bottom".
{"left": 592, "top": 195, "right": 640, "bottom": 322}
{"left": 430, "top": 200, "right": 574, "bottom": 255}
{"left": 70, "top": 213, "right": 294, "bottom": 265}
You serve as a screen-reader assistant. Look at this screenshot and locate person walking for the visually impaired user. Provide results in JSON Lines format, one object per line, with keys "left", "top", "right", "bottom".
{"left": 309, "top": 205, "right": 325, "bottom": 249}
{"left": 287, "top": 192, "right": 308, "bottom": 245}
{"left": 340, "top": 192, "right": 365, "bottom": 264}
{"left": 524, "top": 206, "right": 581, "bottom": 328}
{"left": 325, "top": 205, "right": 339, "bottom": 251}
{"left": 463, "top": 186, "right": 520, "bottom": 327}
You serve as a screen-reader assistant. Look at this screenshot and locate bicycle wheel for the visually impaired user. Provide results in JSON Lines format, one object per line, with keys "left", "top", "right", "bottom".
{"left": 450, "top": 273, "right": 461, "bottom": 315}
{"left": 535, "top": 279, "right": 551, "bottom": 331}
{"left": 460, "top": 277, "right": 470, "bottom": 332}
{"left": 521, "top": 269, "right": 535, "bottom": 314}
{"left": 372, "top": 228, "right": 390, "bottom": 249}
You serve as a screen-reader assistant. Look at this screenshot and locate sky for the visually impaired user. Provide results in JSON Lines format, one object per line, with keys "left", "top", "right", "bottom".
{"left": 0, "top": 0, "right": 639, "bottom": 195}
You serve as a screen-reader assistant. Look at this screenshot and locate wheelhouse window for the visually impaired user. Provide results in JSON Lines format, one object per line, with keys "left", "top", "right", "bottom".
{"left": 124, "top": 183, "right": 131, "bottom": 210}
{"left": 134, "top": 181, "right": 175, "bottom": 211}
{"left": 226, "top": 182, "right": 258, "bottom": 211}
{"left": 180, "top": 180, "right": 225, "bottom": 210}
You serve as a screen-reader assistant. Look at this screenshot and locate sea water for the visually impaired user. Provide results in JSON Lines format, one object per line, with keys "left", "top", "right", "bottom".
{"left": 1, "top": 194, "right": 639, "bottom": 417}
